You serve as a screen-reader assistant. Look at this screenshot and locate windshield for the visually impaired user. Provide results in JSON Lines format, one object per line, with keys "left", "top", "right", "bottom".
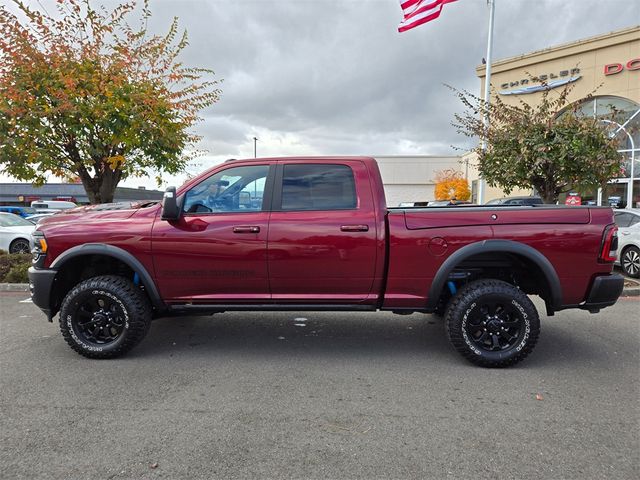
{"left": 0, "top": 213, "right": 34, "bottom": 227}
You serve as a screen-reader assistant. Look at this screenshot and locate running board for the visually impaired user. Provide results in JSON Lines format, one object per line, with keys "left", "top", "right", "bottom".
{"left": 167, "top": 304, "right": 377, "bottom": 315}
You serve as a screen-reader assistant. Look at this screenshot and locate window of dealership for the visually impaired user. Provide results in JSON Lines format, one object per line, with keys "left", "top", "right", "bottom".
{"left": 558, "top": 95, "right": 640, "bottom": 208}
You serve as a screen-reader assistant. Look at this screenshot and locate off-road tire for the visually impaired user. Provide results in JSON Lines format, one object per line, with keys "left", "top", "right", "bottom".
{"left": 59, "top": 275, "right": 152, "bottom": 359}
{"left": 445, "top": 279, "right": 540, "bottom": 368}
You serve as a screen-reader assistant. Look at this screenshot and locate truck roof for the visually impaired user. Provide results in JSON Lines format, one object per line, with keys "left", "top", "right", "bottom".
{"left": 224, "top": 156, "right": 376, "bottom": 164}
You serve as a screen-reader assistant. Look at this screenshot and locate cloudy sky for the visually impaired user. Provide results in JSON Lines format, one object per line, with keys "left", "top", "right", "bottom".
{"left": 6, "top": 0, "right": 640, "bottom": 188}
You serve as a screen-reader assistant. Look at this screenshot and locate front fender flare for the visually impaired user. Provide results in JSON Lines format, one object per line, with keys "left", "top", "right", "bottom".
{"left": 50, "top": 243, "right": 165, "bottom": 311}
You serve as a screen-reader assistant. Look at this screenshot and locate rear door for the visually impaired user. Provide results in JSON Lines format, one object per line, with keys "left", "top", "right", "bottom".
{"left": 267, "top": 160, "right": 378, "bottom": 303}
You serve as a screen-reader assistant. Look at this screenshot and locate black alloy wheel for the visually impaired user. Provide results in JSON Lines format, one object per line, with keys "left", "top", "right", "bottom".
{"left": 74, "top": 293, "right": 127, "bottom": 345}
{"left": 463, "top": 297, "right": 527, "bottom": 353}
{"left": 445, "top": 279, "right": 540, "bottom": 368}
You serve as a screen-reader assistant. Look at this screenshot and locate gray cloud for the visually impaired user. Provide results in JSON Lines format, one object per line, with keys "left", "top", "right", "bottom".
{"left": 8, "top": 0, "right": 640, "bottom": 187}
{"left": 145, "top": 0, "right": 638, "bottom": 163}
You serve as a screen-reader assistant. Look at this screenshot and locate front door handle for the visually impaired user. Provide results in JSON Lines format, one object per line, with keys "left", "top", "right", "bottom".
{"left": 340, "top": 224, "right": 369, "bottom": 232}
{"left": 233, "top": 226, "right": 260, "bottom": 233}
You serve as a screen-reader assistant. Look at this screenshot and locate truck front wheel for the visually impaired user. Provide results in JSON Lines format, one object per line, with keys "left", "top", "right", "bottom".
{"left": 59, "top": 275, "right": 152, "bottom": 359}
{"left": 445, "top": 279, "right": 540, "bottom": 368}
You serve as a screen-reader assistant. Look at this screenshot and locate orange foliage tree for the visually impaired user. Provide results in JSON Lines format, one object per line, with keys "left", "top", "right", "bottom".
{"left": 434, "top": 169, "right": 471, "bottom": 201}
{"left": 0, "top": 0, "right": 221, "bottom": 203}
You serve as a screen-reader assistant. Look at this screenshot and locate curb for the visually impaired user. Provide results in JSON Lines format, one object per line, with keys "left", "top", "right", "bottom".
{"left": 0, "top": 283, "right": 29, "bottom": 292}
{"left": 621, "top": 286, "right": 640, "bottom": 297}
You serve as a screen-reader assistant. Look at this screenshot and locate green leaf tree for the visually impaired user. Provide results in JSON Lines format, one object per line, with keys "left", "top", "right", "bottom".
{"left": 0, "top": 0, "right": 221, "bottom": 203}
{"left": 451, "top": 84, "right": 622, "bottom": 204}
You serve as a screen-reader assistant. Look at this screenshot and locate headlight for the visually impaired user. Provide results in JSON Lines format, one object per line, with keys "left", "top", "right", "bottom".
{"left": 31, "top": 231, "right": 47, "bottom": 266}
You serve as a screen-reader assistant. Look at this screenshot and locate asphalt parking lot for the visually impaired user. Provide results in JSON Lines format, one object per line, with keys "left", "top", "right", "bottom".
{"left": 1, "top": 292, "right": 638, "bottom": 480}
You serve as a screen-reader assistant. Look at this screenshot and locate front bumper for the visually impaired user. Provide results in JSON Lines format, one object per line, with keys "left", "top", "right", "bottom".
{"left": 581, "top": 273, "right": 625, "bottom": 313}
{"left": 28, "top": 267, "right": 58, "bottom": 322}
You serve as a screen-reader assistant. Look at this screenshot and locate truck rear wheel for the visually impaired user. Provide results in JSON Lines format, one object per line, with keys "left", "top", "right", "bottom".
{"left": 445, "top": 279, "right": 540, "bottom": 368}
{"left": 59, "top": 275, "right": 151, "bottom": 359}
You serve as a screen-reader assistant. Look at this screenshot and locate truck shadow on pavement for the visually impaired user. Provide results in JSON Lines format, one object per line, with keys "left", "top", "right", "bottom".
{"left": 126, "top": 311, "right": 611, "bottom": 368}
{"left": 136, "top": 312, "right": 452, "bottom": 360}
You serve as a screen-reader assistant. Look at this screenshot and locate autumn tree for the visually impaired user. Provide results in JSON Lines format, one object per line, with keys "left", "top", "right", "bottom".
{"left": 0, "top": 0, "right": 221, "bottom": 203}
{"left": 434, "top": 169, "right": 470, "bottom": 201}
{"left": 451, "top": 84, "right": 622, "bottom": 204}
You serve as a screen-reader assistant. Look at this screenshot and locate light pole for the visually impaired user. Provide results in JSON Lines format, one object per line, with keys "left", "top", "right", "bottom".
{"left": 478, "top": 0, "right": 496, "bottom": 205}
{"left": 253, "top": 137, "right": 258, "bottom": 159}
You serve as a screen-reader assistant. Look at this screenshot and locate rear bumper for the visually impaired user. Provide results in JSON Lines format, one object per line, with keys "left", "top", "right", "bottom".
{"left": 581, "top": 273, "right": 625, "bottom": 312}
{"left": 28, "top": 267, "right": 57, "bottom": 321}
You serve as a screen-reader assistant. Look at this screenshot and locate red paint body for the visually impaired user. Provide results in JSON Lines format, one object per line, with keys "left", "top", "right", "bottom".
{"left": 37, "top": 157, "right": 616, "bottom": 311}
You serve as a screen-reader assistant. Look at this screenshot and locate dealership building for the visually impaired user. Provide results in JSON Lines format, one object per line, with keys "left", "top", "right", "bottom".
{"left": 475, "top": 25, "right": 640, "bottom": 207}
{"left": 0, "top": 182, "right": 164, "bottom": 206}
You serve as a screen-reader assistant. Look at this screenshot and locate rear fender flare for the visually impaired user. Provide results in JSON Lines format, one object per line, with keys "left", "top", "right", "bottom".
{"left": 426, "top": 240, "right": 562, "bottom": 311}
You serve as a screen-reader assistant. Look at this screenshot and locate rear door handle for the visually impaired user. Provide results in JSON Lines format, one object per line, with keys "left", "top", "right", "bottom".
{"left": 233, "top": 226, "right": 260, "bottom": 233}
{"left": 340, "top": 224, "right": 369, "bottom": 232}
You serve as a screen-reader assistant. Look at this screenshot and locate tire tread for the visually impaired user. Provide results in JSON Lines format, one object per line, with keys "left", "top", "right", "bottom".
{"left": 445, "top": 279, "right": 540, "bottom": 368}
{"left": 59, "top": 275, "right": 151, "bottom": 359}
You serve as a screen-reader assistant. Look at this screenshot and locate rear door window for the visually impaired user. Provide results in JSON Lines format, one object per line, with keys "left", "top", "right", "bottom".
{"left": 280, "top": 164, "right": 357, "bottom": 211}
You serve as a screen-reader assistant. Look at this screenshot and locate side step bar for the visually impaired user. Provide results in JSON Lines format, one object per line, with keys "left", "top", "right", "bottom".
{"left": 167, "top": 304, "right": 378, "bottom": 315}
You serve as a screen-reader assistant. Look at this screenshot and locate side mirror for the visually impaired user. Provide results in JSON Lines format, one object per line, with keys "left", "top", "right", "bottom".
{"left": 239, "top": 191, "right": 251, "bottom": 209}
{"left": 161, "top": 186, "right": 180, "bottom": 221}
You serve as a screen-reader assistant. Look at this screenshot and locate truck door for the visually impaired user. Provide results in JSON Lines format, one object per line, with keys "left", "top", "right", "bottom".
{"left": 151, "top": 164, "right": 274, "bottom": 302}
{"left": 267, "top": 161, "right": 378, "bottom": 303}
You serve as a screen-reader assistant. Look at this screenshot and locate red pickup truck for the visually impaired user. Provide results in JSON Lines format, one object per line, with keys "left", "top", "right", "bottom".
{"left": 29, "top": 157, "right": 624, "bottom": 367}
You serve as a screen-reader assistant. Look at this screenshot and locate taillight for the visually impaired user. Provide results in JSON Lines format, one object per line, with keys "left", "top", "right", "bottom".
{"left": 599, "top": 224, "right": 618, "bottom": 263}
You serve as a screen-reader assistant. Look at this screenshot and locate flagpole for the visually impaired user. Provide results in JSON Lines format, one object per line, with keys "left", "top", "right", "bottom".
{"left": 477, "top": 0, "right": 495, "bottom": 205}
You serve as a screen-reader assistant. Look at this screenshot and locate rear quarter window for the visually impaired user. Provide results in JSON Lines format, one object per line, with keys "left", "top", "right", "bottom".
{"left": 614, "top": 213, "right": 632, "bottom": 228}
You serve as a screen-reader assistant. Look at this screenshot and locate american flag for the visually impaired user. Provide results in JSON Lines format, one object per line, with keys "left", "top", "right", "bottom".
{"left": 398, "top": 0, "right": 458, "bottom": 33}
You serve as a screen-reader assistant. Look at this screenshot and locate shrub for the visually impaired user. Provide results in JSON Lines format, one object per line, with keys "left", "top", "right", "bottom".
{"left": 0, "top": 251, "right": 31, "bottom": 283}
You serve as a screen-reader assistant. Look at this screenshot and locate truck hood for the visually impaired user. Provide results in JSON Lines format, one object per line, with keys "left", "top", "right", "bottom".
{"left": 38, "top": 201, "right": 158, "bottom": 226}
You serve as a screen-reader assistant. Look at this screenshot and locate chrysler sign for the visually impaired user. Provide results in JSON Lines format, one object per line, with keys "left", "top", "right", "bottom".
{"left": 499, "top": 68, "right": 581, "bottom": 96}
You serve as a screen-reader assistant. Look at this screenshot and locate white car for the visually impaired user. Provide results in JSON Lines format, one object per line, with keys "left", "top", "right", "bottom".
{"left": 614, "top": 209, "right": 640, "bottom": 278}
{"left": 0, "top": 212, "right": 35, "bottom": 254}
{"left": 25, "top": 212, "right": 58, "bottom": 224}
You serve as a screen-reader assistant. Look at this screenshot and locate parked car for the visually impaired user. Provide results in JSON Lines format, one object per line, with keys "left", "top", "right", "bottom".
{"left": 486, "top": 196, "right": 544, "bottom": 206}
{"left": 29, "top": 157, "right": 623, "bottom": 367}
{"left": 30, "top": 200, "right": 77, "bottom": 212}
{"left": 614, "top": 209, "right": 640, "bottom": 278}
{"left": 25, "top": 213, "right": 58, "bottom": 224}
{"left": 0, "top": 206, "right": 39, "bottom": 218}
{"left": 0, "top": 212, "right": 35, "bottom": 254}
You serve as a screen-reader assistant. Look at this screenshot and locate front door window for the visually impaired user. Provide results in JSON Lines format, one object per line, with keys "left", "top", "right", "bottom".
{"left": 183, "top": 165, "right": 269, "bottom": 214}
